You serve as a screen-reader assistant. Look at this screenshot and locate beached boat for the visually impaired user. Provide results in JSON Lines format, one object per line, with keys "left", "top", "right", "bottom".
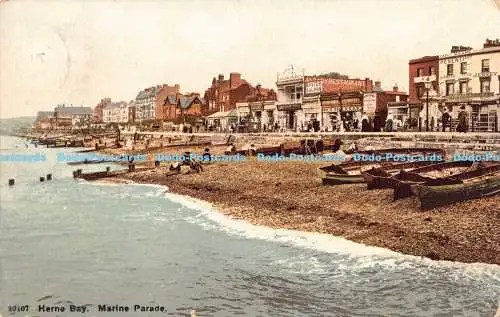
{"left": 411, "top": 164, "right": 500, "bottom": 210}
{"left": 318, "top": 148, "right": 446, "bottom": 186}
{"left": 389, "top": 161, "right": 493, "bottom": 200}
{"left": 319, "top": 160, "right": 439, "bottom": 186}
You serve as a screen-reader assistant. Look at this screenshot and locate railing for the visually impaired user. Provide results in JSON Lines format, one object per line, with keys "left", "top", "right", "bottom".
{"left": 446, "top": 92, "right": 495, "bottom": 100}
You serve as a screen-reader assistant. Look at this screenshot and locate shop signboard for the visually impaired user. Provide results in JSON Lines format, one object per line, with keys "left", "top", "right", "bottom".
{"left": 363, "top": 93, "right": 377, "bottom": 115}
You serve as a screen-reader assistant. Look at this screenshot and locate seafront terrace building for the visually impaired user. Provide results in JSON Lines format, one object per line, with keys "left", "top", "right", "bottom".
{"left": 438, "top": 39, "right": 500, "bottom": 132}
{"left": 275, "top": 65, "right": 305, "bottom": 131}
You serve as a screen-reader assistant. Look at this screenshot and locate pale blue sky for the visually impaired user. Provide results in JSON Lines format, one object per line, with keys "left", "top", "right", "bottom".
{"left": 0, "top": 0, "right": 499, "bottom": 118}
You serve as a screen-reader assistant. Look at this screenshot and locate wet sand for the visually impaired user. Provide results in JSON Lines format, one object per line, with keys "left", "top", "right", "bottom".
{"left": 105, "top": 158, "right": 500, "bottom": 265}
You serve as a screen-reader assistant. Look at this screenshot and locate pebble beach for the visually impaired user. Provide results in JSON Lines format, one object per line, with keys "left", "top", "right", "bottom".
{"left": 101, "top": 151, "right": 500, "bottom": 265}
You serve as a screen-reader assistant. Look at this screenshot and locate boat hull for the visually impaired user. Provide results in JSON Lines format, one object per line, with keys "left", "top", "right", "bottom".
{"left": 412, "top": 174, "right": 500, "bottom": 210}
{"left": 321, "top": 174, "right": 365, "bottom": 185}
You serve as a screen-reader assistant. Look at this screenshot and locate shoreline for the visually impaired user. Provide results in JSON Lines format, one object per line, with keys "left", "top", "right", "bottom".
{"left": 100, "top": 159, "right": 500, "bottom": 265}
{"left": 97, "top": 177, "right": 500, "bottom": 269}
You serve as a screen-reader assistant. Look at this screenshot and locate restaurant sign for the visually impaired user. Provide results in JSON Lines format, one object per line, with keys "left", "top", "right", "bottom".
{"left": 322, "top": 78, "right": 369, "bottom": 93}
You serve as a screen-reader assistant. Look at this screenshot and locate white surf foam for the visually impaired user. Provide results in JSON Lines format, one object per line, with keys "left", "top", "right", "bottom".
{"left": 163, "top": 191, "right": 500, "bottom": 277}
{"left": 80, "top": 181, "right": 500, "bottom": 279}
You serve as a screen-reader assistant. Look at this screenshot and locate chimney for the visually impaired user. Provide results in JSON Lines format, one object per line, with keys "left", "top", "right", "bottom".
{"left": 163, "top": 84, "right": 167, "bottom": 88}
{"left": 484, "top": 38, "right": 500, "bottom": 48}
{"left": 218, "top": 74, "right": 224, "bottom": 81}
{"left": 393, "top": 84, "right": 398, "bottom": 92}
{"left": 230, "top": 72, "right": 241, "bottom": 89}
{"left": 175, "top": 84, "right": 180, "bottom": 92}
{"left": 375, "top": 81, "right": 381, "bottom": 89}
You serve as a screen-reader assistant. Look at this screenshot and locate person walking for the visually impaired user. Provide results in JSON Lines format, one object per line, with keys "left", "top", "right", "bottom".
{"left": 456, "top": 105, "right": 469, "bottom": 133}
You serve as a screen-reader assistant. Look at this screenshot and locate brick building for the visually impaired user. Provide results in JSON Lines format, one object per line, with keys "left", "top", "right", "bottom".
{"left": 94, "top": 98, "right": 112, "bottom": 123}
{"left": 154, "top": 84, "right": 180, "bottom": 120}
{"left": 203, "top": 73, "right": 255, "bottom": 113}
{"left": 408, "top": 56, "right": 439, "bottom": 104}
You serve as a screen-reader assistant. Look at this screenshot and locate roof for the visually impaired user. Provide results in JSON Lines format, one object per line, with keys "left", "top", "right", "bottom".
{"left": 409, "top": 55, "right": 439, "bottom": 64}
{"left": 165, "top": 95, "right": 177, "bottom": 105}
{"left": 178, "top": 96, "right": 201, "bottom": 109}
{"left": 207, "top": 109, "right": 238, "bottom": 118}
{"left": 54, "top": 106, "right": 92, "bottom": 115}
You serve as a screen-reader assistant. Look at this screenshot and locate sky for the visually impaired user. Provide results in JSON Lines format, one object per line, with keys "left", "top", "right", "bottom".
{"left": 0, "top": 0, "right": 499, "bottom": 118}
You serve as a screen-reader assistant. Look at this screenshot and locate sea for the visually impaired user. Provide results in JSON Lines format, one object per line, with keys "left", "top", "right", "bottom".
{"left": 0, "top": 135, "right": 499, "bottom": 317}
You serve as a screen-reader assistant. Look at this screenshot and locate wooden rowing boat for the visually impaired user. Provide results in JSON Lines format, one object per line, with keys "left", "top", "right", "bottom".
{"left": 411, "top": 165, "right": 500, "bottom": 210}
{"left": 318, "top": 148, "right": 446, "bottom": 186}
{"left": 390, "top": 161, "right": 488, "bottom": 200}
{"left": 319, "top": 160, "right": 440, "bottom": 186}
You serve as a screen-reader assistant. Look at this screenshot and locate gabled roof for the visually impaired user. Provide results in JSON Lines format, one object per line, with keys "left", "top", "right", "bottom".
{"left": 165, "top": 95, "right": 177, "bottom": 105}
{"left": 178, "top": 96, "right": 201, "bottom": 109}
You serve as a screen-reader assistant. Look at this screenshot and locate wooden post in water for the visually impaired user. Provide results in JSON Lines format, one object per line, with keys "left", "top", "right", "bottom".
{"left": 8, "top": 179, "right": 15, "bottom": 186}
{"left": 106, "top": 166, "right": 111, "bottom": 173}
{"left": 46, "top": 174, "right": 52, "bottom": 181}
{"left": 40, "top": 177, "right": 45, "bottom": 182}
{"left": 77, "top": 169, "right": 82, "bottom": 177}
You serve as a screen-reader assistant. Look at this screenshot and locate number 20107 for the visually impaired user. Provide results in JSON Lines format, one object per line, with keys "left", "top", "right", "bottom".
{"left": 8, "top": 305, "right": 29, "bottom": 312}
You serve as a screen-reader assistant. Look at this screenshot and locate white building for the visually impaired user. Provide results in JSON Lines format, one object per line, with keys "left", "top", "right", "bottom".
{"left": 103, "top": 101, "right": 128, "bottom": 123}
{"left": 276, "top": 65, "right": 304, "bottom": 131}
{"left": 439, "top": 39, "right": 500, "bottom": 132}
{"left": 302, "top": 78, "right": 322, "bottom": 127}
{"left": 135, "top": 87, "right": 158, "bottom": 121}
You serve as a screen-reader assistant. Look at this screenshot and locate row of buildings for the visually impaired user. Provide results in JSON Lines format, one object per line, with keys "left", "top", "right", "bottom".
{"left": 33, "top": 38, "right": 500, "bottom": 132}
{"left": 408, "top": 38, "right": 500, "bottom": 132}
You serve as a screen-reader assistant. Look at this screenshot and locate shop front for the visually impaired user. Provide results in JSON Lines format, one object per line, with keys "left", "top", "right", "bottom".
{"left": 276, "top": 103, "right": 303, "bottom": 131}
{"left": 321, "top": 92, "right": 363, "bottom": 131}
{"left": 302, "top": 96, "right": 321, "bottom": 129}
{"left": 444, "top": 93, "right": 499, "bottom": 132}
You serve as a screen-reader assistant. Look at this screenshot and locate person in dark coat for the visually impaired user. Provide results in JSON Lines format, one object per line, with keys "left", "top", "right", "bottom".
{"left": 456, "top": 105, "right": 469, "bottom": 133}
{"left": 441, "top": 109, "right": 451, "bottom": 132}
{"left": 373, "top": 115, "right": 382, "bottom": 132}
{"left": 361, "top": 114, "right": 370, "bottom": 132}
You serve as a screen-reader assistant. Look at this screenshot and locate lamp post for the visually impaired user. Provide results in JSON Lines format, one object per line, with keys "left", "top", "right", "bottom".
{"left": 424, "top": 81, "right": 432, "bottom": 132}
{"left": 338, "top": 93, "right": 343, "bottom": 131}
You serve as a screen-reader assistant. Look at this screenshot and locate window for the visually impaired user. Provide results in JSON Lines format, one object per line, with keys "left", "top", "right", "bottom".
{"left": 446, "top": 82, "right": 454, "bottom": 96}
{"left": 480, "top": 79, "right": 490, "bottom": 93}
{"left": 430, "top": 67, "right": 436, "bottom": 76}
{"left": 481, "top": 59, "right": 490, "bottom": 72}
{"left": 417, "top": 86, "right": 424, "bottom": 98}
{"left": 459, "top": 81, "right": 468, "bottom": 94}
{"left": 447, "top": 64, "right": 454, "bottom": 76}
{"left": 416, "top": 68, "right": 423, "bottom": 77}
{"left": 460, "top": 62, "right": 467, "bottom": 74}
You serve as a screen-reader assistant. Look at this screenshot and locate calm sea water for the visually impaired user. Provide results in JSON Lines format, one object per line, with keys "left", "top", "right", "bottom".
{"left": 0, "top": 136, "right": 499, "bottom": 317}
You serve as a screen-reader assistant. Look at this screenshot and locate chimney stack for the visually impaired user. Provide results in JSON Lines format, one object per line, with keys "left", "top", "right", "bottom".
{"left": 375, "top": 81, "right": 381, "bottom": 89}
{"left": 393, "top": 84, "right": 398, "bottom": 92}
{"left": 218, "top": 74, "right": 224, "bottom": 81}
{"left": 175, "top": 84, "right": 180, "bottom": 92}
{"left": 229, "top": 72, "right": 241, "bottom": 89}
